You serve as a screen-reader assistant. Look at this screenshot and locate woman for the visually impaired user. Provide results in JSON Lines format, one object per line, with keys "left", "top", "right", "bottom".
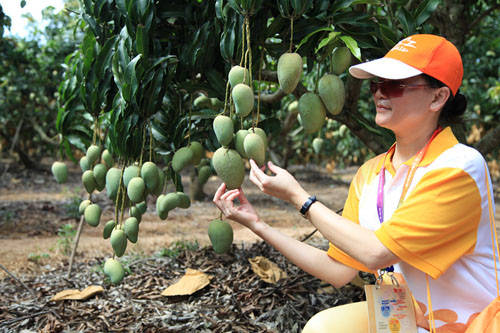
{"left": 213, "top": 34, "right": 497, "bottom": 332}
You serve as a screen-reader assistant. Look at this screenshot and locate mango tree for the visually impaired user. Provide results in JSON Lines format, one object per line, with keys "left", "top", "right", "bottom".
{"left": 54, "top": 0, "right": 500, "bottom": 283}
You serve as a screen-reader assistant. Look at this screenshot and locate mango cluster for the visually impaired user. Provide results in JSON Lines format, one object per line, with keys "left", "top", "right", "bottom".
{"left": 276, "top": 47, "right": 351, "bottom": 135}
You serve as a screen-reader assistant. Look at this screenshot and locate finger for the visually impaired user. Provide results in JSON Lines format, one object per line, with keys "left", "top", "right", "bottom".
{"left": 250, "top": 159, "right": 267, "bottom": 183}
{"left": 237, "top": 188, "right": 250, "bottom": 204}
{"left": 249, "top": 167, "right": 264, "bottom": 190}
{"left": 220, "top": 189, "right": 240, "bottom": 200}
{"left": 267, "top": 160, "right": 283, "bottom": 175}
{"left": 213, "top": 183, "right": 227, "bottom": 202}
{"left": 226, "top": 190, "right": 240, "bottom": 202}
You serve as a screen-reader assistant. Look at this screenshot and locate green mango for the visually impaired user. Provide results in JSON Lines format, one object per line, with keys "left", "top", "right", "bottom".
{"left": 84, "top": 203, "right": 101, "bottom": 227}
{"left": 213, "top": 115, "right": 234, "bottom": 147}
{"left": 277, "top": 53, "right": 303, "bottom": 94}
{"left": 93, "top": 163, "right": 108, "bottom": 190}
{"left": 79, "top": 199, "right": 91, "bottom": 215}
{"left": 127, "top": 177, "right": 145, "bottom": 203}
{"left": 197, "top": 165, "right": 212, "bottom": 185}
{"left": 123, "top": 165, "right": 140, "bottom": 187}
{"left": 129, "top": 206, "right": 142, "bottom": 223}
{"left": 172, "top": 147, "right": 193, "bottom": 173}
{"left": 141, "top": 161, "right": 159, "bottom": 191}
{"left": 123, "top": 217, "right": 139, "bottom": 243}
{"left": 156, "top": 194, "right": 168, "bottom": 220}
{"left": 51, "top": 161, "right": 67, "bottom": 184}
{"left": 312, "top": 137, "right": 324, "bottom": 154}
{"left": 332, "top": 47, "right": 352, "bottom": 75}
{"left": 86, "top": 145, "right": 101, "bottom": 165}
{"left": 193, "top": 94, "right": 211, "bottom": 109}
{"left": 228, "top": 65, "right": 250, "bottom": 87}
{"left": 103, "top": 220, "right": 116, "bottom": 239}
{"left": 243, "top": 133, "right": 266, "bottom": 166}
{"left": 232, "top": 83, "right": 254, "bottom": 118}
{"left": 249, "top": 127, "right": 268, "bottom": 149}
{"left": 82, "top": 170, "right": 97, "bottom": 194}
{"left": 298, "top": 92, "right": 326, "bottom": 134}
{"left": 234, "top": 129, "right": 249, "bottom": 158}
{"left": 105, "top": 167, "right": 122, "bottom": 200}
{"left": 208, "top": 219, "right": 233, "bottom": 254}
{"left": 79, "top": 156, "right": 90, "bottom": 172}
{"left": 212, "top": 148, "right": 245, "bottom": 190}
{"left": 176, "top": 192, "right": 191, "bottom": 209}
{"left": 163, "top": 192, "right": 180, "bottom": 212}
{"left": 110, "top": 229, "right": 127, "bottom": 257}
{"left": 151, "top": 168, "right": 165, "bottom": 196}
{"left": 103, "top": 258, "right": 124, "bottom": 284}
{"left": 318, "top": 74, "right": 345, "bottom": 115}
{"left": 189, "top": 141, "right": 204, "bottom": 166}
{"left": 101, "top": 149, "right": 114, "bottom": 168}
{"left": 136, "top": 201, "right": 147, "bottom": 215}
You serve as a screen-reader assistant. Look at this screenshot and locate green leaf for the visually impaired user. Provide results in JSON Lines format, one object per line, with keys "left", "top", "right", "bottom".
{"left": 296, "top": 26, "right": 334, "bottom": 51}
{"left": 340, "top": 36, "right": 361, "bottom": 61}
{"left": 20, "top": 0, "right": 26, "bottom": 8}
{"left": 95, "top": 37, "right": 116, "bottom": 78}
{"left": 330, "top": 0, "right": 378, "bottom": 13}
{"left": 316, "top": 31, "right": 341, "bottom": 53}
{"left": 277, "top": 0, "right": 292, "bottom": 18}
{"left": 414, "top": 0, "right": 441, "bottom": 26}
{"left": 136, "top": 25, "right": 148, "bottom": 56}
{"left": 396, "top": 7, "right": 414, "bottom": 35}
{"left": 220, "top": 18, "right": 236, "bottom": 62}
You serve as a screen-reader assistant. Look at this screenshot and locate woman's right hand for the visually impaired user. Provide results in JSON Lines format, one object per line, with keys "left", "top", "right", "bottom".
{"left": 212, "top": 183, "right": 261, "bottom": 230}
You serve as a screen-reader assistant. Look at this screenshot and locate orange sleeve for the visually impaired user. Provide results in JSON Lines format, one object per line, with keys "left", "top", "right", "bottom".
{"left": 327, "top": 161, "right": 378, "bottom": 274}
{"left": 375, "top": 167, "right": 482, "bottom": 279}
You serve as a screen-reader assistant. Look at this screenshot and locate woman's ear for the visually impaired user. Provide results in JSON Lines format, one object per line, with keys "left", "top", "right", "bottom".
{"left": 430, "top": 86, "right": 451, "bottom": 112}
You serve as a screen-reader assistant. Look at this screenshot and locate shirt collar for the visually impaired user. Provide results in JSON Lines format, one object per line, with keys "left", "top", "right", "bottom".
{"left": 375, "top": 127, "right": 458, "bottom": 174}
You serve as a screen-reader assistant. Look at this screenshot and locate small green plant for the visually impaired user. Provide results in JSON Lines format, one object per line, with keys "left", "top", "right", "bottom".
{"left": 56, "top": 223, "right": 77, "bottom": 255}
{"left": 0, "top": 210, "right": 15, "bottom": 226}
{"left": 155, "top": 240, "right": 199, "bottom": 258}
{"left": 63, "top": 195, "right": 82, "bottom": 220}
{"left": 27, "top": 252, "right": 50, "bottom": 264}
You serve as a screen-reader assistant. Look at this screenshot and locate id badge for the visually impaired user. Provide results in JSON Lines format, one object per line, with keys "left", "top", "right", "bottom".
{"left": 365, "top": 275, "right": 418, "bottom": 333}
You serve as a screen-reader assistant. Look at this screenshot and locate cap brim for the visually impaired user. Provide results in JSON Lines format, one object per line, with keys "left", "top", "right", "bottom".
{"left": 349, "top": 57, "right": 422, "bottom": 80}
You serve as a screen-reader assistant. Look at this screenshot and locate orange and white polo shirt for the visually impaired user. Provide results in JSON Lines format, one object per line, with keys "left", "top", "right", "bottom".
{"left": 328, "top": 127, "right": 498, "bottom": 332}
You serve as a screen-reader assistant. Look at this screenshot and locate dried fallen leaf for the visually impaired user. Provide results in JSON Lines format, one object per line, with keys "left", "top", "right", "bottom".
{"left": 50, "top": 285, "right": 104, "bottom": 301}
{"left": 248, "top": 256, "right": 287, "bottom": 284}
{"left": 161, "top": 268, "right": 212, "bottom": 296}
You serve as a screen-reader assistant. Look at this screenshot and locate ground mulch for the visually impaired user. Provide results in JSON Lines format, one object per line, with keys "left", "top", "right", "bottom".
{"left": 0, "top": 241, "right": 375, "bottom": 332}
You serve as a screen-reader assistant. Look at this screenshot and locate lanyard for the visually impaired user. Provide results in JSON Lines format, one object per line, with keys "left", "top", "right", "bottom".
{"left": 377, "top": 127, "right": 442, "bottom": 273}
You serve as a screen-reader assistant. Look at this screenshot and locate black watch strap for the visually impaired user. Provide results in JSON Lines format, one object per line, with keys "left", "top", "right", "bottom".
{"left": 300, "top": 195, "right": 317, "bottom": 216}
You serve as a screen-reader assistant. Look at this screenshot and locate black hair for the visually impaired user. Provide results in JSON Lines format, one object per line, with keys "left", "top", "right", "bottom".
{"left": 421, "top": 74, "right": 467, "bottom": 126}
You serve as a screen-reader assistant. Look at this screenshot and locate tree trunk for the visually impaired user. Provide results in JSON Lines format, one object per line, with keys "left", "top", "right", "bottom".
{"left": 475, "top": 124, "right": 500, "bottom": 156}
{"left": 190, "top": 169, "right": 207, "bottom": 201}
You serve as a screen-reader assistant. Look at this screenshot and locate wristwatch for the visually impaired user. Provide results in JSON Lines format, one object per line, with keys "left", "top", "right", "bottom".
{"left": 300, "top": 195, "right": 317, "bottom": 216}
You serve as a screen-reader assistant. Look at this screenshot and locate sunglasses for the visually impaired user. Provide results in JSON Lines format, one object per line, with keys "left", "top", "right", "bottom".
{"left": 369, "top": 79, "right": 429, "bottom": 97}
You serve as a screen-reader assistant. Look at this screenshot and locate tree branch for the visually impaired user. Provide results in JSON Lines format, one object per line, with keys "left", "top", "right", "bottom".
{"left": 259, "top": 89, "right": 286, "bottom": 104}
{"left": 0, "top": 263, "right": 38, "bottom": 299}
{"left": 258, "top": 70, "right": 308, "bottom": 104}
{"left": 468, "top": 4, "right": 500, "bottom": 32}
{"left": 30, "top": 118, "right": 58, "bottom": 146}
{"left": 474, "top": 124, "right": 500, "bottom": 156}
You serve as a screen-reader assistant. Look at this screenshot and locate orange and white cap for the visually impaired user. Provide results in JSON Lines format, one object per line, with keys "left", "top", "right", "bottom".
{"left": 349, "top": 34, "right": 463, "bottom": 95}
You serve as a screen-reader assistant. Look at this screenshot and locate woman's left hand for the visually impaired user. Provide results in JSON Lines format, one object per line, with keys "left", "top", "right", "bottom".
{"left": 249, "top": 159, "right": 309, "bottom": 206}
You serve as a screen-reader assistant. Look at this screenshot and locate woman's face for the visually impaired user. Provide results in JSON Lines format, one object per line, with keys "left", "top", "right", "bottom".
{"left": 371, "top": 76, "right": 438, "bottom": 134}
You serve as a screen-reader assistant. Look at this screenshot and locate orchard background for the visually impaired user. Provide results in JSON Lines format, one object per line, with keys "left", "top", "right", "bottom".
{"left": 1, "top": 0, "right": 500, "bottom": 331}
